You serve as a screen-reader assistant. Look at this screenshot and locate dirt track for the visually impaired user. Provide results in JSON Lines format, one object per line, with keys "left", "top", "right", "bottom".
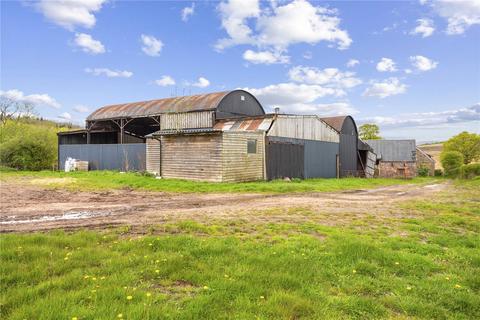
{"left": 0, "top": 179, "right": 447, "bottom": 233}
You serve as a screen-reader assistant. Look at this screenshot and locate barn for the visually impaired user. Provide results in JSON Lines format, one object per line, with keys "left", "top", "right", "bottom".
{"left": 59, "top": 90, "right": 356, "bottom": 182}
{"left": 320, "top": 116, "right": 361, "bottom": 177}
{"left": 365, "top": 140, "right": 417, "bottom": 178}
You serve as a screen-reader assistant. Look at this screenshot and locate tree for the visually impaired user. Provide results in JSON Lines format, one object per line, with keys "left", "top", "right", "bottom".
{"left": 443, "top": 131, "right": 480, "bottom": 164}
{"left": 440, "top": 151, "right": 464, "bottom": 177}
{"left": 359, "top": 123, "right": 381, "bottom": 140}
{"left": 0, "top": 97, "right": 36, "bottom": 125}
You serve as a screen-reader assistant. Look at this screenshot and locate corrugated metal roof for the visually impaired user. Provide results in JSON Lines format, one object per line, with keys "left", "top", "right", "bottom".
{"left": 365, "top": 140, "right": 416, "bottom": 161}
{"left": 320, "top": 116, "right": 348, "bottom": 132}
{"left": 87, "top": 91, "right": 231, "bottom": 121}
{"left": 213, "top": 117, "right": 273, "bottom": 132}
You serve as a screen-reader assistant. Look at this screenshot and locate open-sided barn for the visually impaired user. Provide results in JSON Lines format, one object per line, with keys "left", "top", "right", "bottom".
{"left": 58, "top": 90, "right": 367, "bottom": 182}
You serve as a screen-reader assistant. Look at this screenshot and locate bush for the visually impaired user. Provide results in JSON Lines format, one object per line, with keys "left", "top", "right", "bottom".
{"left": 434, "top": 169, "right": 443, "bottom": 177}
{"left": 417, "top": 166, "right": 430, "bottom": 177}
{"left": 0, "top": 119, "right": 67, "bottom": 170}
{"left": 440, "top": 151, "right": 464, "bottom": 177}
{"left": 0, "top": 137, "right": 55, "bottom": 170}
{"left": 461, "top": 163, "right": 480, "bottom": 179}
{"left": 443, "top": 131, "right": 480, "bottom": 164}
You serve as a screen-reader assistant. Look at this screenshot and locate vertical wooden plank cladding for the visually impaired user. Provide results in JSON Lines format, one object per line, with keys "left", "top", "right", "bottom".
{"left": 222, "top": 132, "right": 264, "bottom": 182}
{"left": 160, "top": 111, "right": 214, "bottom": 130}
{"left": 161, "top": 133, "right": 223, "bottom": 182}
{"left": 146, "top": 138, "right": 160, "bottom": 175}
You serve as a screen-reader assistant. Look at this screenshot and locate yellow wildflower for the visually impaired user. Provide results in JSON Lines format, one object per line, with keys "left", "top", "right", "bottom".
{"left": 146, "top": 292, "right": 152, "bottom": 297}
{"left": 155, "top": 269, "right": 160, "bottom": 273}
{"left": 127, "top": 295, "right": 133, "bottom": 300}
{"left": 406, "top": 286, "right": 412, "bottom": 290}
{"left": 203, "top": 286, "right": 209, "bottom": 290}
{"left": 72, "top": 317, "right": 78, "bottom": 320}
{"left": 395, "top": 262, "right": 400, "bottom": 265}
{"left": 455, "top": 284, "right": 461, "bottom": 288}
{"left": 352, "top": 269, "right": 357, "bottom": 274}
{"left": 260, "top": 296, "right": 265, "bottom": 299}
{"left": 117, "top": 314, "right": 123, "bottom": 318}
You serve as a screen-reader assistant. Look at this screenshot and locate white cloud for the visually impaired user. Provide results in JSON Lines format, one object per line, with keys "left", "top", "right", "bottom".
{"left": 141, "top": 34, "right": 163, "bottom": 57}
{"left": 35, "top": 0, "right": 107, "bottom": 30}
{"left": 73, "top": 105, "right": 90, "bottom": 113}
{"left": 363, "top": 78, "right": 407, "bottom": 98}
{"left": 85, "top": 68, "right": 133, "bottom": 78}
{"left": 270, "top": 102, "right": 358, "bottom": 116}
{"left": 410, "top": 18, "right": 435, "bottom": 37}
{"left": 59, "top": 112, "right": 72, "bottom": 120}
{"left": 360, "top": 103, "right": 480, "bottom": 128}
{"left": 422, "top": 0, "right": 480, "bottom": 35}
{"left": 192, "top": 77, "right": 210, "bottom": 88}
{"left": 181, "top": 3, "right": 195, "bottom": 22}
{"left": 155, "top": 76, "right": 176, "bottom": 86}
{"left": 346, "top": 59, "right": 359, "bottom": 67}
{"left": 288, "top": 66, "right": 362, "bottom": 90}
{"left": 376, "top": 58, "right": 397, "bottom": 72}
{"left": 0, "top": 89, "right": 60, "bottom": 109}
{"left": 74, "top": 33, "right": 105, "bottom": 55}
{"left": 243, "top": 49, "right": 289, "bottom": 64}
{"left": 303, "top": 51, "right": 313, "bottom": 59}
{"left": 245, "top": 82, "right": 341, "bottom": 106}
{"left": 410, "top": 55, "right": 438, "bottom": 72}
{"left": 216, "top": 0, "right": 351, "bottom": 53}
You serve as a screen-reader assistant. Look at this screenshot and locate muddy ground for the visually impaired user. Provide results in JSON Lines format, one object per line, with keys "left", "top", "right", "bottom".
{"left": 0, "top": 179, "right": 447, "bottom": 233}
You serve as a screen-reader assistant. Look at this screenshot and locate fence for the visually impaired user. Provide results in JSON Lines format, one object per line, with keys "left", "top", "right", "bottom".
{"left": 58, "top": 144, "right": 146, "bottom": 171}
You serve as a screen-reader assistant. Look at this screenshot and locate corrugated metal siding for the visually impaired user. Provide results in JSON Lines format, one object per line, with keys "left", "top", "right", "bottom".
{"left": 222, "top": 132, "right": 265, "bottom": 182}
{"left": 267, "top": 115, "right": 339, "bottom": 143}
{"left": 160, "top": 111, "right": 214, "bottom": 130}
{"left": 339, "top": 134, "right": 358, "bottom": 177}
{"left": 365, "top": 140, "right": 416, "bottom": 161}
{"left": 146, "top": 138, "right": 160, "bottom": 175}
{"left": 266, "top": 139, "right": 304, "bottom": 180}
{"left": 161, "top": 134, "right": 223, "bottom": 182}
{"left": 267, "top": 136, "right": 339, "bottom": 178}
{"left": 59, "top": 144, "right": 146, "bottom": 171}
{"left": 214, "top": 117, "right": 273, "bottom": 132}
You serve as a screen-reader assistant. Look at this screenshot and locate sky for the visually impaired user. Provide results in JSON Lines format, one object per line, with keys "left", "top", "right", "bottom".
{"left": 1, "top": 0, "right": 479, "bottom": 142}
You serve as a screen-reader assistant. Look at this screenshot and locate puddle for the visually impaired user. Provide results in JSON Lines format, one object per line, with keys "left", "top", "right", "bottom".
{"left": 0, "top": 211, "right": 112, "bottom": 225}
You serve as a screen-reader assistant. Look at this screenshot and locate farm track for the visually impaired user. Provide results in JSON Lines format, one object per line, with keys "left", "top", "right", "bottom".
{"left": 0, "top": 180, "right": 447, "bottom": 233}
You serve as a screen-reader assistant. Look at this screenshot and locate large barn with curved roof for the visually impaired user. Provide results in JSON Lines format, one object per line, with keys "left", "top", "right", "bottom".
{"left": 58, "top": 89, "right": 372, "bottom": 182}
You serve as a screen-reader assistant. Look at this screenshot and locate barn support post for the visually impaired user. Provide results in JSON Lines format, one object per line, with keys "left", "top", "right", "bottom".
{"left": 120, "top": 119, "right": 124, "bottom": 144}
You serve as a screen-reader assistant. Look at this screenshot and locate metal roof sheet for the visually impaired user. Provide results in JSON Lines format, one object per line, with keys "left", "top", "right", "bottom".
{"left": 365, "top": 140, "right": 416, "bottom": 161}
{"left": 320, "top": 116, "right": 348, "bottom": 132}
{"left": 87, "top": 91, "right": 231, "bottom": 121}
{"left": 213, "top": 117, "right": 273, "bottom": 132}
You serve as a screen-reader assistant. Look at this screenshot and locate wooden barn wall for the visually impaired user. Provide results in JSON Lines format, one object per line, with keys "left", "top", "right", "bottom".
{"left": 160, "top": 111, "right": 214, "bottom": 130}
{"left": 161, "top": 133, "right": 223, "bottom": 182}
{"left": 145, "top": 138, "right": 161, "bottom": 175}
{"left": 222, "top": 132, "right": 265, "bottom": 182}
{"left": 267, "top": 116, "right": 339, "bottom": 143}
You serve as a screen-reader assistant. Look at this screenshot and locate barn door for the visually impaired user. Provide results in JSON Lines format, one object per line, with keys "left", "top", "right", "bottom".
{"left": 266, "top": 140, "right": 304, "bottom": 180}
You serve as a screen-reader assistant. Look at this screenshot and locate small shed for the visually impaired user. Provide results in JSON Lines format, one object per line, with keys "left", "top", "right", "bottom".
{"left": 321, "top": 116, "right": 359, "bottom": 177}
{"left": 365, "top": 140, "right": 417, "bottom": 178}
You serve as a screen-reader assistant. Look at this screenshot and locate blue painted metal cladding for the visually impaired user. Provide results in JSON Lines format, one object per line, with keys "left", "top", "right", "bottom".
{"left": 267, "top": 137, "right": 339, "bottom": 178}
{"left": 304, "top": 140, "right": 339, "bottom": 178}
{"left": 59, "top": 144, "right": 146, "bottom": 171}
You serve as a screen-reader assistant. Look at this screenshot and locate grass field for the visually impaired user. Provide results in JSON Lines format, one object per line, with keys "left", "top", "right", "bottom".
{"left": 1, "top": 178, "right": 479, "bottom": 319}
{"left": 0, "top": 169, "right": 437, "bottom": 193}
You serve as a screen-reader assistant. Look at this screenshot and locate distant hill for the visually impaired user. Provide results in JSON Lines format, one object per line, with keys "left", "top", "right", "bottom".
{"left": 418, "top": 143, "right": 443, "bottom": 169}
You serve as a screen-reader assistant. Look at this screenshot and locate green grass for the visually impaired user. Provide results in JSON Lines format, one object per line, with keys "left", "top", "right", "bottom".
{"left": 0, "top": 169, "right": 439, "bottom": 193}
{"left": 1, "top": 180, "right": 479, "bottom": 319}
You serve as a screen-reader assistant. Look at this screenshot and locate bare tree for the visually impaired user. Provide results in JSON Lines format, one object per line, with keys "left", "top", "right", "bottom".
{"left": 0, "top": 97, "right": 36, "bottom": 125}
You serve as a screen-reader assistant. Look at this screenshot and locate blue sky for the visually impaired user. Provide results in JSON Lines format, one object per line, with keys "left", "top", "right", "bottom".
{"left": 1, "top": 0, "right": 479, "bottom": 142}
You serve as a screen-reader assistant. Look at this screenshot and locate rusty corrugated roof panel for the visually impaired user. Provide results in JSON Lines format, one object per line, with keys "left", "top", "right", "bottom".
{"left": 320, "top": 116, "right": 347, "bottom": 132}
{"left": 87, "top": 91, "right": 230, "bottom": 121}
{"left": 213, "top": 117, "right": 273, "bottom": 132}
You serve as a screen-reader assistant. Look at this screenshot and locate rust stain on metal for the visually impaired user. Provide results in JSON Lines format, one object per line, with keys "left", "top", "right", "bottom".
{"left": 87, "top": 91, "right": 230, "bottom": 121}
{"left": 320, "top": 116, "right": 348, "bottom": 132}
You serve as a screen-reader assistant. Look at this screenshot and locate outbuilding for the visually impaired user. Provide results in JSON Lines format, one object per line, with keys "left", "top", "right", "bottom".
{"left": 59, "top": 90, "right": 358, "bottom": 181}
{"left": 365, "top": 139, "right": 417, "bottom": 178}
